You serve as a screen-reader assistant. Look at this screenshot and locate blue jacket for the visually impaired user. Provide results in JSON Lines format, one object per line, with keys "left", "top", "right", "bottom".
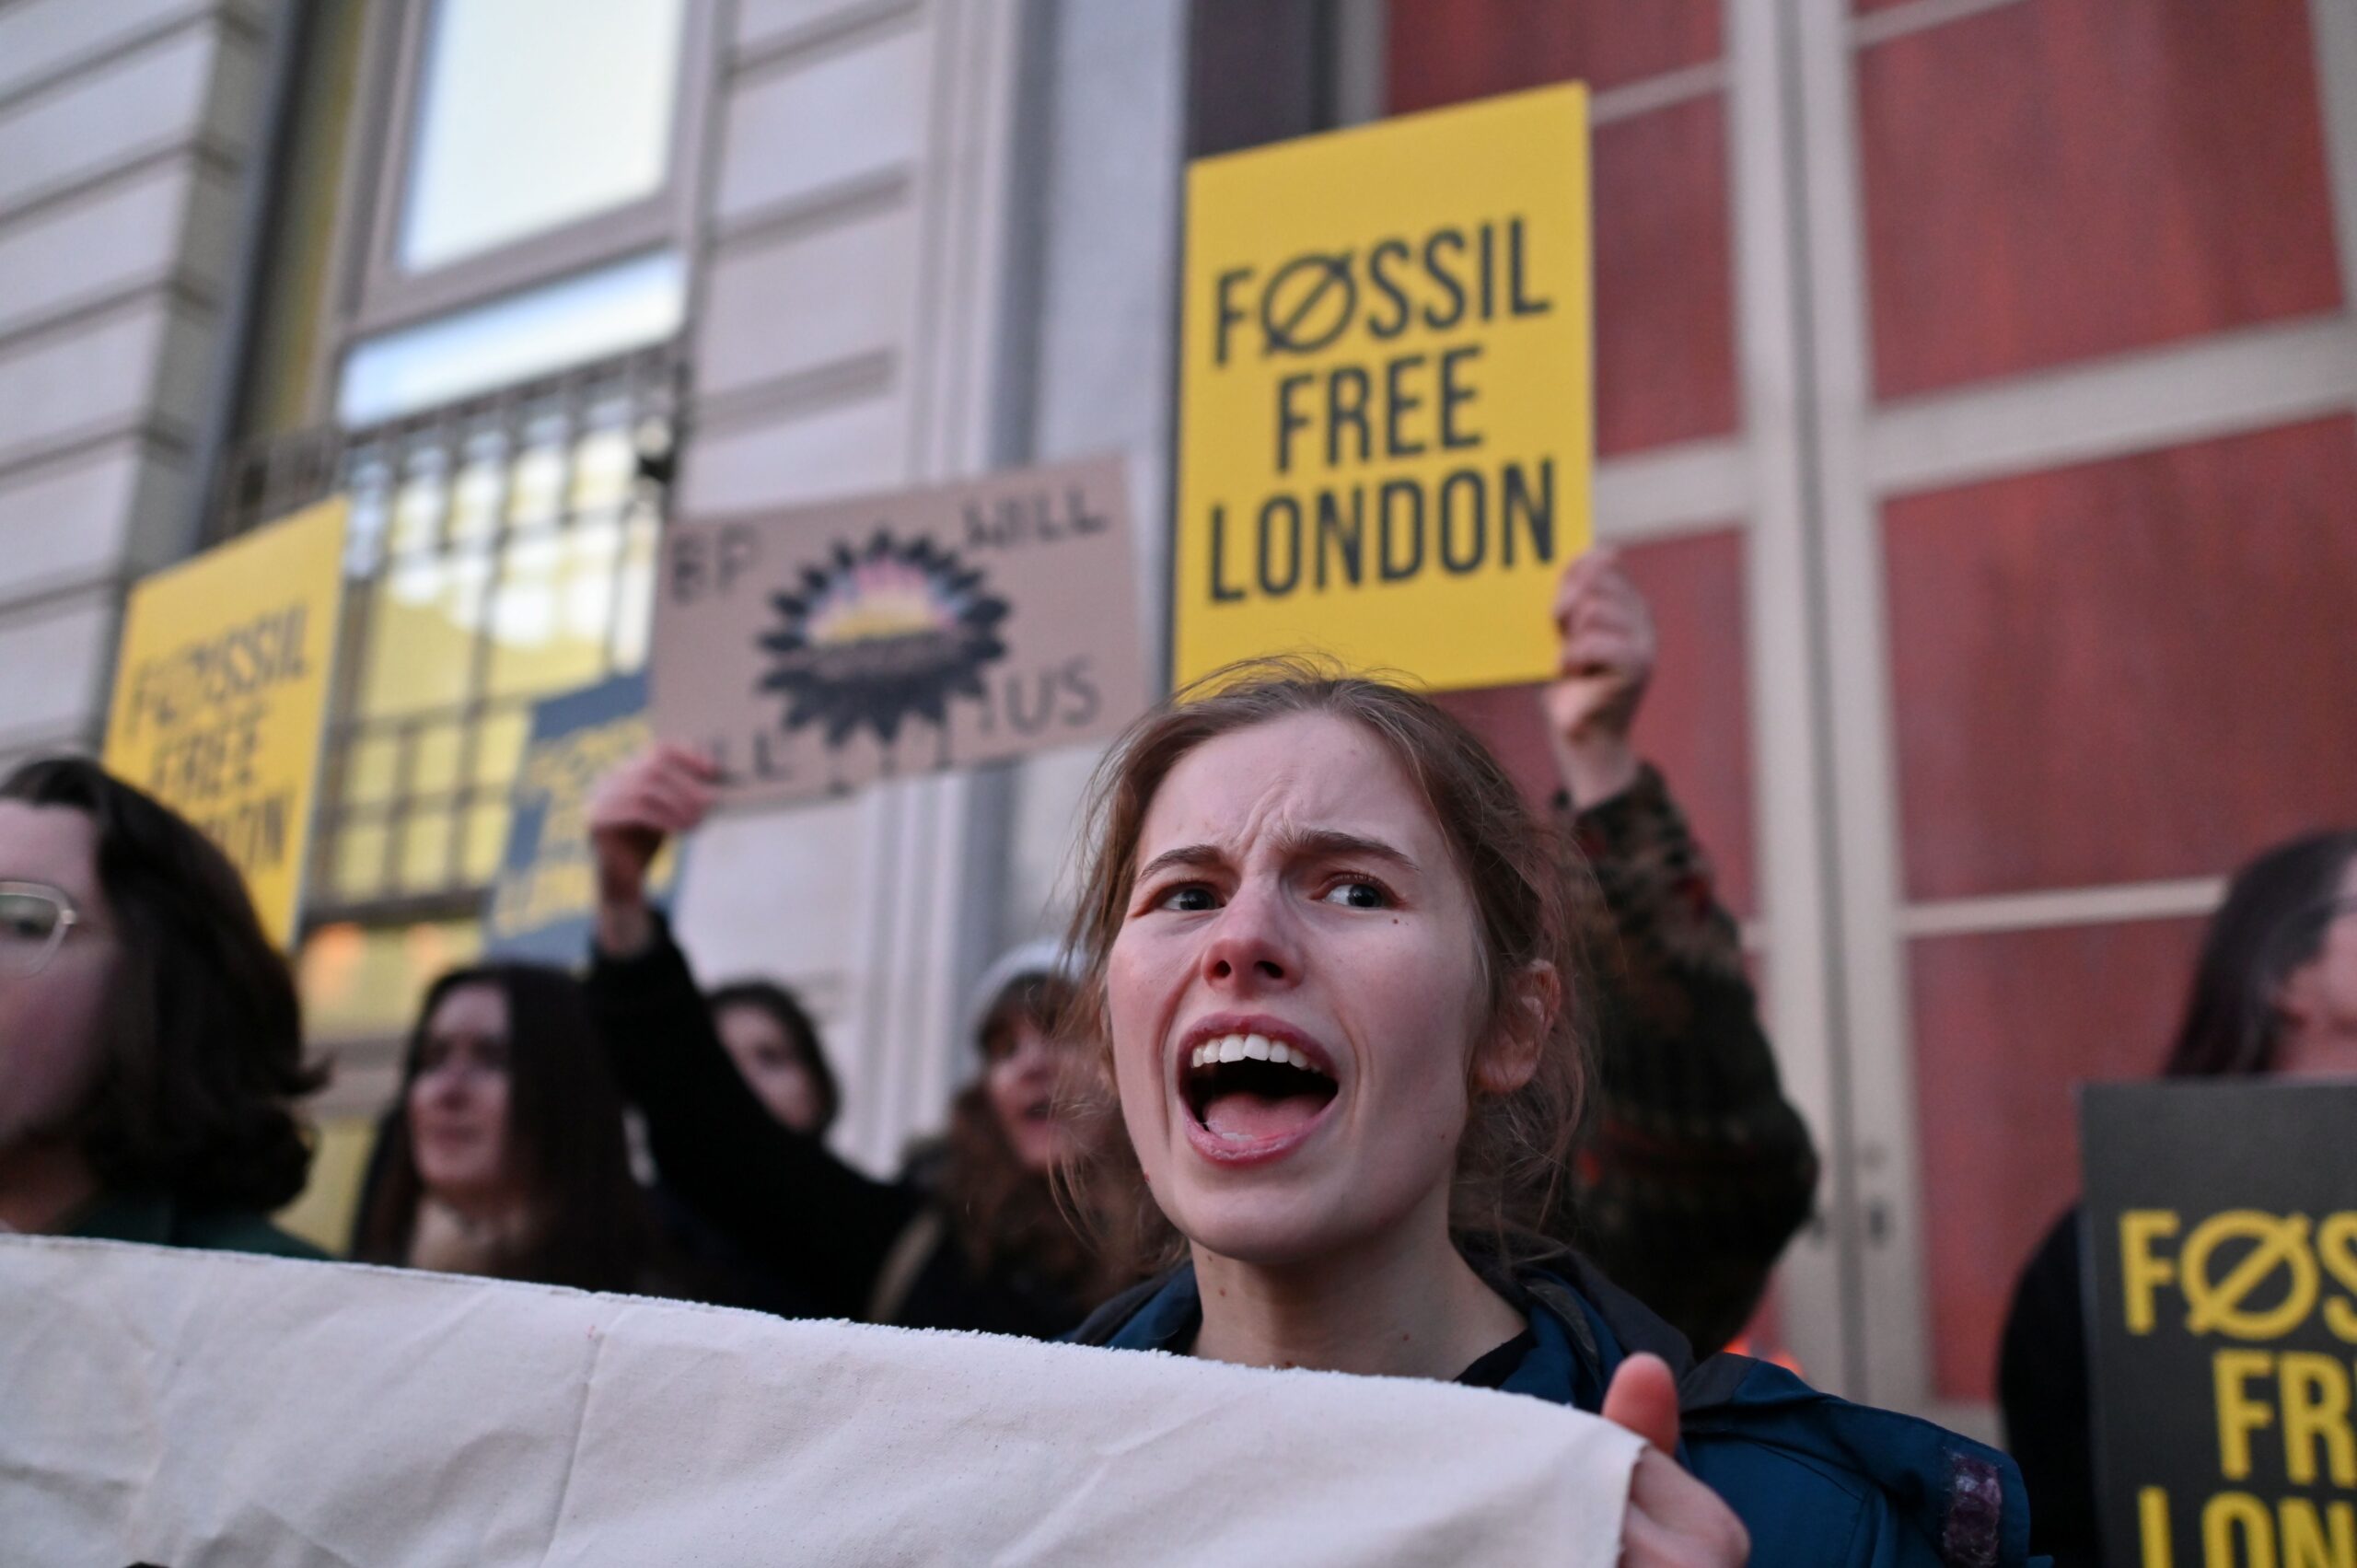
{"left": 1072, "top": 1257, "right": 2037, "bottom": 1567}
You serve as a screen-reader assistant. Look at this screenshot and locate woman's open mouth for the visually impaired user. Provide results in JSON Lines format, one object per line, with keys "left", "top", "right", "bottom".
{"left": 1181, "top": 1028, "right": 1338, "bottom": 1158}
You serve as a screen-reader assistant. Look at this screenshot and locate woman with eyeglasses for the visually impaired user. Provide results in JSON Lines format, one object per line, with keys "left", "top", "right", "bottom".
{"left": 1997, "top": 828, "right": 2357, "bottom": 1566}
{"left": 0, "top": 758, "right": 322, "bottom": 1257}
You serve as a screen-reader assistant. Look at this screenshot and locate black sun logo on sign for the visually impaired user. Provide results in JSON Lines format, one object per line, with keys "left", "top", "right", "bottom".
{"left": 758, "top": 531, "right": 1011, "bottom": 748}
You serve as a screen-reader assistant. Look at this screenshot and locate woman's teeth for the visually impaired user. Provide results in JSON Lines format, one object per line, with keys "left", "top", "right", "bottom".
{"left": 1187, "top": 1033, "right": 1322, "bottom": 1073}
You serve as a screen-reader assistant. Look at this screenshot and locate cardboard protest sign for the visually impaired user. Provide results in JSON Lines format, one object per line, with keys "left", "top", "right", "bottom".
{"left": 482, "top": 672, "right": 680, "bottom": 964}
{"left": 2081, "top": 1081, "right": 2357, "bottom": 1565}
{"left": 0, "top": 1236, "right": 1641, "bottom": 1564}
{"left": 652, "top": 456, "right": 1146, "bottom": 807}
{"left": 1174, "top": 84, "right": 1592, "bottom": 691}
{"left": 102, "top": 498, "right": 347, "bottom": 947}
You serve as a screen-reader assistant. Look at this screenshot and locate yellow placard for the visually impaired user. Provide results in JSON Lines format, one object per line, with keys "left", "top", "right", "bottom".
{"left": 103, "top": 498, "right": 348, "bottom": 947}
{"left": 1174, "top": 85, "right": 1593, "bottom": 691}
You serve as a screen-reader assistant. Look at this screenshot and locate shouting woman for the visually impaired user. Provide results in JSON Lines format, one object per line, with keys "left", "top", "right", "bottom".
{"left": 1060, "top": 663, "right": 2030, "bottom": 1565}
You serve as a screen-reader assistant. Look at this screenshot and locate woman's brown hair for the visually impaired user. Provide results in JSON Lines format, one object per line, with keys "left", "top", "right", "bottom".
{"left": 933, "top": 970, "right": 1116, "bottom": 1302}
{"left": 1, "top": 757, "right": 320, "bottom": 1213}
{"left": 1059, "top": 657, "right": 1596, "bottom": 1272}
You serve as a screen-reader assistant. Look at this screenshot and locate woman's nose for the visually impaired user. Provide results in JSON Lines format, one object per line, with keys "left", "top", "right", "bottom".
{"left": 1201, "top": 881, "right": 1296, "bottom": 988}
{"left": 420, "top": 1063, "right": 472, "bottom": 1102}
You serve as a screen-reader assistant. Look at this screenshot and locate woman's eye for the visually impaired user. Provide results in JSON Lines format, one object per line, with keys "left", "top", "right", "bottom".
{"left": 1319, "top": 878, "right": 1390, "bottom": 910}
{"left": 1155, "top": 883, "right": 1219, "bottom": 912}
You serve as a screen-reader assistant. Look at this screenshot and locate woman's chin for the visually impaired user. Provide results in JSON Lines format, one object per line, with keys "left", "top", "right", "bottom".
{"left": 1170, "top": 1183, "right": 1362, "bottom": 1272}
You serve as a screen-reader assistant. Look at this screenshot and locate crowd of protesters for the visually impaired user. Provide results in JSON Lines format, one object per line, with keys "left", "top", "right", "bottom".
{"left": 4, "top": 544, "right": 2351, "bottom": 1563}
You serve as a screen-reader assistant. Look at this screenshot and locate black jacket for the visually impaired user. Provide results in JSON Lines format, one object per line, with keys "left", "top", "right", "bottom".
{"left": 583, "top": 920, "right": 1086, "bottom": 1337}
{"left": 1998, "top": 1205, "right": 2096, "bottom": 1567}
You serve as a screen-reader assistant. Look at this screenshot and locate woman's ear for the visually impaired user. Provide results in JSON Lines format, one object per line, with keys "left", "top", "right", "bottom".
{"left": 1473, "top": 960, "right": 1558, "bottom": 1096}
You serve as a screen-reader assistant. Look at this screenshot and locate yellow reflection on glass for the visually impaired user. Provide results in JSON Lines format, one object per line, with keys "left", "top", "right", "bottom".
{"left": 399, "top": 809, "right": 455, "bottom": 890}
{"left": 409, "top": 719, "right": 465, "bottom": 796}
{"left": 448, "top": 436, "right": 507, "bottom": 548}
{"left": 470, "top": 704, "right": 532, "bottom": 791}
{"left": 299, "top": 918, "right": 483, "bottom": 1041}
{"left": 336, "top": 820, "right": 390, "bottom": 900}
{"left": 486, "top": 520, "right": 621, "bottom": 697}
{"left": 387, "top": 459, "right": 448, "bottom": 555}
{"left": 342, "top": 733, "right": 402, "bottom": 807}
{"left": 570, "top": 426, "right": 635, "bottom": 518}
{"left": 508, "top": 433, "right": 567, "bottom": 528}
{"left": 357, "top": 551, "right": 490, "bottom": 718}
{"left": 462, "top": 800, "right": 512, "bottom": 883}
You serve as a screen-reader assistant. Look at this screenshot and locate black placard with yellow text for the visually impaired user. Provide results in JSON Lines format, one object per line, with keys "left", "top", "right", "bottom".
{"left": 2083, "top": 1081, "right": 2357, "bottom": 1566}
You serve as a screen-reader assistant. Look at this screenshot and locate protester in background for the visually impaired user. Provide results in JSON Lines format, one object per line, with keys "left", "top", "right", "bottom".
{"left": 708, "top": 979, "right": 839, "bottom": 1136}
{"left": 1539, "top": 551, "right": 1817, "bottom": 1353}
{"left": 352, "top": 962, "right": 666, "bottom": 1295}
{"left": 0, "top": 758, "right": 323, "bottom": 1257}
{"left": 1061, "top": 661, "right": 2027, "bottom": 1565}
{"left": 1998, "top": 828, "right": 2357, "bottom": 1567}
{"left": 581, "top": 777, "right": 1127, "bottom": 1334}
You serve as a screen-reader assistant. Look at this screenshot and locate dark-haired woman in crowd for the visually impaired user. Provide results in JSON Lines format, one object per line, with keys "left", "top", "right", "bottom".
{"left": 352, "top": 963, "right": 666, "bottom": 1294}
{"left": 581, "top": 760, "right": 1126, "bottom": 1335}
{"left": 0, "top": 758, "right": 321, "bottom": 1257}
{"left": 708, "top": 979, "right": 840, "bottom": 1137}
{"left": 1057, "top": 661, "right": 2026, "bottom": 1564}
{"left": 1998, "top": 828, "right": 2357, "bottom": 1566}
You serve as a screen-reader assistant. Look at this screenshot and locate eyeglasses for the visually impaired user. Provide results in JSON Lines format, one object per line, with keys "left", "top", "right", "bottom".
{"left": 0, "top": 881, "right": 88, "bottom": 977}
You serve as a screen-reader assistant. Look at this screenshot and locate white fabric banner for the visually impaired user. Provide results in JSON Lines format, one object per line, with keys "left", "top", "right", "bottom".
{"left": 0, "top": 1236, "right": 1640, "bottom": 1566}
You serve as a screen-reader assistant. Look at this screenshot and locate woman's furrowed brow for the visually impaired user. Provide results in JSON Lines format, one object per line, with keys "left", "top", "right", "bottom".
{"left": 1280, "top": 828, "right": 1419, "bottom": 873}
{"left": 1136, "top": 830, "right": 1419, "bottom": 883}
{"left": 1134, "top": 842, "right": 1226, "bottom": 882}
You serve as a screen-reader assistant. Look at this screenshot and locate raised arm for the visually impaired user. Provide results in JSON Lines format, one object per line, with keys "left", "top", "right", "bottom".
{"left": 1543, "top": 551, "right": 1819, "bottom": 1355}
{"left": 585, "top": 745, "right": 917, "bottom": 1318}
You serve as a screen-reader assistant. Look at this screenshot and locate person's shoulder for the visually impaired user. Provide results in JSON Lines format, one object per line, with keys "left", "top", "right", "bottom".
{"left": 173, "top": 1207, "right": 331, "bottom": 1262}
{"left": 1064, "top": 1267, "right": 1194, "bottom": 1349}
{"left": 1533, "top": 1265, "right": 2028, "bottom": 1563}
{"left": 1684, "top": 1356, "right": 2031, "bottom": 1567}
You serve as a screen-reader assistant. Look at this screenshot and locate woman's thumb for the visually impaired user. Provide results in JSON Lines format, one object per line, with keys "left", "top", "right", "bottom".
{"left": 1600, "top": 1352, "right": 1680, "bottom": 1453}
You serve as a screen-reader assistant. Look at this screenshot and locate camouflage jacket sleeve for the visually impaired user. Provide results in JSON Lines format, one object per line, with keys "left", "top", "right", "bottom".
{"left": 1553, "top": 763, "right": 1820, "bottom": 1355}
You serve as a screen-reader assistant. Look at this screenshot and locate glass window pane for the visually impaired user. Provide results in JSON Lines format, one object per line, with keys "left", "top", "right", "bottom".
{"left": 300, "top": 918, "right": 482, "bottom": 1041}
{"left": 400, "top": 809, "right": 456, "bottom": 890}
{"left": 610, "top": 505, "right": 658, "bottom": 671}
{"left": 448, "top": 432, "right": 507, "bottom": 548}
{"left": 356, "top": 551, "right": 491, "bottom": 718}
{"left": 337, "top": 250, "right": 684, "bottom": 425}
{"left": 569, "top": 425, "right": 636, "bottom": 518}
{"left": 461, "top": 801, "right": 511, "bottom": 884}
{"left": 345, "top": 457, "right": 395, "bottom": 574}
{"left": 508, "top": 421, "right": 570, "bottom": 529}
{"left": 335, "top": 820, "right": 391, "bottom": 901}
{"left": 410, "top": 719, "right": 465, "bottom": 796}
{"left": 387, "top": 451, "right": 448, "bottom": 555}
{"left": 341, "top": 733, "right": 403, "bottom": 807}
{"left": 399, "top": 0, "right": 687, "bottom": 272}
{"left": 470, "top": 705, "right": 533, "bottom": 791}
{"left": 485, "top": 520, "right": 621, "bottom": 698}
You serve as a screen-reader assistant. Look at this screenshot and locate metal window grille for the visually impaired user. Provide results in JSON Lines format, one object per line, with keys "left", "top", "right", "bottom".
{"left": 218, "top": 344, "right": 681, "bottom": 929}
